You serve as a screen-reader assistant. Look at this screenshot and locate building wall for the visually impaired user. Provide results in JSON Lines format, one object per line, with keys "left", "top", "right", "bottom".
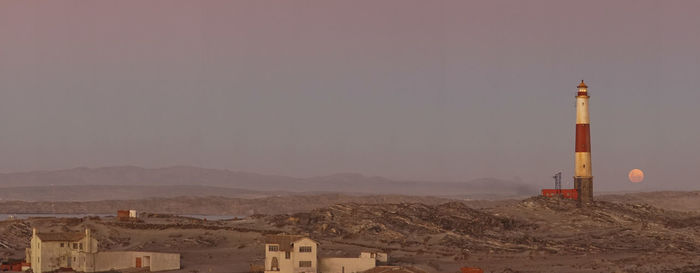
{"left": 32, "top": 238, "right": 96, "bottom": 273}
{"left": 149, "top": 252, "right": 181, "bottom": 272}
{"left": 263, "top": 238, "right": 383, "bottom": 273}
{"left": 79, "top": 251, "right": 180, "bottom": 272}
{"left": 36, "top": 241, "right": 69, "bottom": 272}
{"left": 89, "top": 251, "right": 133, "bottom": 272}
{"left": 265, "top": 244, "right": 295, "bottom": 273}
{"left": 319, "top": 254, "right": 376, "bottom": 273}
{"left": 374, "top": 253, "right": 388, "bottom": 263}
{"left": 25, "top": 248, "right": 31, "bottom": 264}
{"left": 265, "top": 238, "right": 319, "bottom": 273}
{"left": 29, "top": 229, "right": 177, "bottom": 273}
{"left": 30, "top": 228, "right": 100, "bottom": 273}
{"left": 30, "top": 237, "right": 40, "bottom": 273}
{"left": 291, "top": 238, "right": 318, "bottom": 273}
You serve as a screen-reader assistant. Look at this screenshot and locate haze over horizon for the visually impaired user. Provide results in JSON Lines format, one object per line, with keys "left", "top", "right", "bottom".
{"left": 2, "top": 1, "right": 700, "bottom": 192}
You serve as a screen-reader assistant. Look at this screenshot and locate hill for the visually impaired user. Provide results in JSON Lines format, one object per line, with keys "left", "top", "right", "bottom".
{"left": 0, "top": 166, "right": 537, "bottom": 200}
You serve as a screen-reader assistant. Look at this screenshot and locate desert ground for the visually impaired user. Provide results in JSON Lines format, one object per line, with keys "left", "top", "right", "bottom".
{"left": 1, "top": 192, "right": 699, "bottom": 273}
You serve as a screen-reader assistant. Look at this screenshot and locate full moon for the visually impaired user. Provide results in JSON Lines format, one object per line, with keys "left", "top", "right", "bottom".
{"left": 628, "top": 169, "right": 644, "bottom": 183}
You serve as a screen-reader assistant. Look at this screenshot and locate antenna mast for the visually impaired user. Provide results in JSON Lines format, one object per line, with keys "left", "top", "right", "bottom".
{"left": 553, "top": 172, "right": 562, "bottom": 195}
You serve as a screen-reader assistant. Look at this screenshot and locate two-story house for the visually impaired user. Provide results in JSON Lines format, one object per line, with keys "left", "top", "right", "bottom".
{"left": 27, "top": 228, "right": 180, "bottom": 273}
{"left": 263, "top": 235, "right": 387, "bottom": 273}
{"left": 265, "top": 235, "right": 318, "bottom": 273}
{"left": 29, "top": 228, "right": 98, "bottom": 273}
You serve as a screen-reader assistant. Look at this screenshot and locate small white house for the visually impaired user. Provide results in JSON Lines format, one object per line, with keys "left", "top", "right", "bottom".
{"left": 263, "top": 235, "right": 386, "bottom": 273}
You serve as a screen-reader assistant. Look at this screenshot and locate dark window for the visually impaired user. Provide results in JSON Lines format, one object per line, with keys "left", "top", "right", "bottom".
{"left": 299, "top": 261, "right": 312, "bottom": 267}
{"left": 299, "top": 246, "right": 312, "bottom": 252}
{"left": 285, "top": 252, "right": 290, "bottom": 259}
{"left": 73, "top": 243, "right": 78, "bottom": 249}
{"left": 268, "top": 245, "right": 279, "bottom": 252}
{"left": 60, "top": 243, "right": 64, "bottom": 247}
{"left": 79, "top": 243, "right": 83, "bottom": 250}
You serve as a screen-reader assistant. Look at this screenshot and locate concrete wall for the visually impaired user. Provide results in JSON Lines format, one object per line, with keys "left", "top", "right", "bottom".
{"left": 318, "top": 256, "right": 376, "bottom": 273}
{"left": 95, "top": 251, "right": 134, "bottom": 272}
{"left": 149, "top": 252, "right": 181, "bottom": 272}
{"left": 82, "top": 251, "right": 180, "bottom": 272}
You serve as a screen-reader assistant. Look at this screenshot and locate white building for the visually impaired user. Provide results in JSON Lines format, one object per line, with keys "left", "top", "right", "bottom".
{"left": 28, "top": 228, "right": 180, "bottom": 273}
{"left": 264, "top": 235, "right": 386, "bottom": 273}
{"left": 29, "top": 228, "right": 98, "bottom": 273}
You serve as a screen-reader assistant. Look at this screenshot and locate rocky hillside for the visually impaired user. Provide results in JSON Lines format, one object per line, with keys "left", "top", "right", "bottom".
{"left": 598, "top": 191, "right": 700, "bottom": 212}
{"left": 268, "top": 202, "right": 534, "bottom": 252}
{"left": 0, "top": 194, "right": 454, "bottom": 215}
{"left": 265, "top": 197, "right": 700, "bottom": 256}
{"left": 2, "top": 196, "right": 700, "bottom": 273}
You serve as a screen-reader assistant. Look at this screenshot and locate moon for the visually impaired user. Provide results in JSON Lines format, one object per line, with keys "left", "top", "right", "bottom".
{"left": 628, "top": 169, "right": 644, "bottom": 183}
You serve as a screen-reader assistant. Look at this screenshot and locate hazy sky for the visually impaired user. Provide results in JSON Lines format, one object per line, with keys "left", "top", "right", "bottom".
{"left": 1, "top": 1, "right": 699, "bottom": 191}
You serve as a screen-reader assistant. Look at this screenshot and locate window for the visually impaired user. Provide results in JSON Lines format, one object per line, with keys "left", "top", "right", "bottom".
{"left": 299, "top": 261, "right": 312, "bottom": 267}
{"left": 79, "top": 243, "right": 83, "bottom": 250}
{"left": 299, "top": 246, "right": 312, "bottom": 253}
{"left": 268, "top": 245, "right": 279, "bottom": 252}
{"left": 60, "top": 243, "right": 64, "bottom": 247}
{"left": 73, "top": 243, "right": 78, "bottom": 249}
{"left": 285, "top": 251, "right": 290, "bottom": 259}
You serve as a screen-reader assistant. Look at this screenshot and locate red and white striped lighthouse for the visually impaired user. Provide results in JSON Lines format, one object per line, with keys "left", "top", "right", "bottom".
{"left": 574, "top": 80, "right": 593, "bottom": 203}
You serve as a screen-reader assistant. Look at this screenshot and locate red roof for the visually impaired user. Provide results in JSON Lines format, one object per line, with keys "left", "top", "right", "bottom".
{"left": 577, "top": 80, "right": 588, "bottom": 88}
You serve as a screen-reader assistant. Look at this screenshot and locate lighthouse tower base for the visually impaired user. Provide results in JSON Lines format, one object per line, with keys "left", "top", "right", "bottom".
{"left": 574, "top": 177, "right": 593, "bottom": 204}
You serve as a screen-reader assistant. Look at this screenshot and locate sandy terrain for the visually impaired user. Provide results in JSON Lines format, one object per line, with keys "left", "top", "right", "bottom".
{"left": 1, "top": 192, "right": 699, "bottom": 273}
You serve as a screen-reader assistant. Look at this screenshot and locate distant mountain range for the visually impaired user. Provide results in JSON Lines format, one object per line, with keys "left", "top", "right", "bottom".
{"left": 0, "top": 166, "right": 538, "bottom": 201}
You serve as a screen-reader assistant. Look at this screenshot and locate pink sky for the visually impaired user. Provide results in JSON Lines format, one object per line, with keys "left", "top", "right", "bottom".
{"left": 1, "top": 1, "right": 699, "bottom": 191}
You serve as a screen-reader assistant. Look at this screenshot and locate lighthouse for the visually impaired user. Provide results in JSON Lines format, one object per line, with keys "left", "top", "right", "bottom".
{"left": 574, "top": 80, "right": 593, "bottom": 203}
